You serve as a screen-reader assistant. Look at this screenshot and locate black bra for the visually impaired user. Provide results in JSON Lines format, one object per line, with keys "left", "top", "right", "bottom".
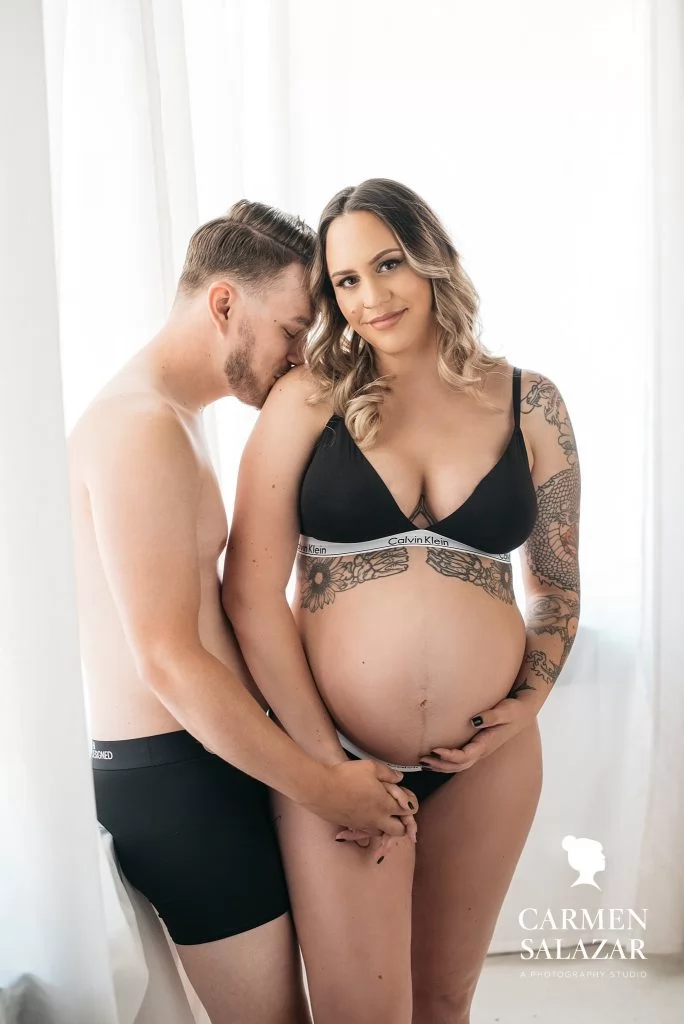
{"left": 298, "top": 367, "right": 538, "bottom": 555}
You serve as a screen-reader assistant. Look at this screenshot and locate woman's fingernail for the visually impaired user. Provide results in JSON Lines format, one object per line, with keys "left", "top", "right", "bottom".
{"left": 377, "top": 856, "right": 385, "bottom": 864}
{"left": 471, "top": 715, "right": 484, "bottom": 727}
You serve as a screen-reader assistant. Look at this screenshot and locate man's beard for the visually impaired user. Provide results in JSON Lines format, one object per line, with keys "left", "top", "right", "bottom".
{"left": 224, "top": 318, "right": 268, "bottom": 408}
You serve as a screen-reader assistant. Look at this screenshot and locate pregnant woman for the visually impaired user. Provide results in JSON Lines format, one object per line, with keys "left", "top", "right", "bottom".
{"left": 224, "top": 178, "right": 581, "bottom": 1024}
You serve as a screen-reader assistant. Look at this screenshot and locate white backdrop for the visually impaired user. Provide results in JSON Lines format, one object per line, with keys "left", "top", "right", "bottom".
{"left": 2, "top": 0, "right": 683, "bottom": 1020}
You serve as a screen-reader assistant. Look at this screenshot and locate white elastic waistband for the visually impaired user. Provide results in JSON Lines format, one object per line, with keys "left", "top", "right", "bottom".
{"left": 298, "top": 530, "right": 511, "bottom": 564}
{"left": 337, "top": 730, "right": 423, "bottom": 772}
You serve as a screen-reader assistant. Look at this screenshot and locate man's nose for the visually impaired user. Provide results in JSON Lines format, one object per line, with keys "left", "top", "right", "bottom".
{"left": 286, "top": 338, "right": 305, "bottom": 366}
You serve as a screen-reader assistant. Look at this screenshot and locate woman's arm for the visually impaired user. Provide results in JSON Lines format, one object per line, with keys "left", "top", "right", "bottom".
{"left": 509, "top": 371, "right": 581, "bottom": 711}
{"left": 422, "top": 369, "right": 581, "bottom": 770}
{"left": 223, "top": 367, "right": 348, "bottom": 766}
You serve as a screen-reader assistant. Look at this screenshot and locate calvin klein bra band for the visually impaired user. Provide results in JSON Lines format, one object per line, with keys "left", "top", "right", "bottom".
{"left": 297, "top": 530, "right": 511, "bottom": 565}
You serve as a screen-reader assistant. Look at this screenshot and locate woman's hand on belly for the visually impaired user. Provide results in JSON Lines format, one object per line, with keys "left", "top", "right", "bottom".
{"left": 418, "top": 693, "right": 538, "bottom": 773}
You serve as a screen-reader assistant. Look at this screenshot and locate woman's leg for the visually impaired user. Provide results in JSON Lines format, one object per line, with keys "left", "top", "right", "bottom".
{"left": 272, "top": 789, "right": 416, "bottom": 1024}
{"left": 410, "top": 721, "right": 543, "bottom": 1024}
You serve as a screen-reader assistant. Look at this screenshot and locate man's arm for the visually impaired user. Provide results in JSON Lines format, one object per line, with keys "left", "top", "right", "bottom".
{"left": 80, "top": 398, "right": 409, "bottom": 834}
{"left": 510, "top": 373, "right": 581, "bottom": 709}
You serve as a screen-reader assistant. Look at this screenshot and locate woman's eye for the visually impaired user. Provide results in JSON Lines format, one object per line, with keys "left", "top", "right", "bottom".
{"left": 333, "top": 260, "right": 400, "bottom": 289}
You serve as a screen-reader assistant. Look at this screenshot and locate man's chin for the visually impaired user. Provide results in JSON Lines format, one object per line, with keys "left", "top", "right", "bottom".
{"left": 256, "top": 376, "right": 283, "bottom": 409}
{"left": 234, "top": 380, "right": 271, "bottom": 410}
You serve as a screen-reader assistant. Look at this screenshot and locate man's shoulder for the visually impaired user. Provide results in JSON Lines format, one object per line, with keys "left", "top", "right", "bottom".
{"left": 69, "top": 390, "right": 197, "bottom": 485}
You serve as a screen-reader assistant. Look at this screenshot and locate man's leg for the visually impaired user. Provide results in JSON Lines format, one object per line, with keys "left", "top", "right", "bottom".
{"left": 177, "top": 912, "right": 310, "bottom": 1024}
{"left": 93, "top": 731, "right": 303, "bottom": 1023}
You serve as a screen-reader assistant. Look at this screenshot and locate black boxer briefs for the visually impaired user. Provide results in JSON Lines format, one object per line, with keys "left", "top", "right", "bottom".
{"left": 91, "top": 729, "right": 290, "bottom": 945}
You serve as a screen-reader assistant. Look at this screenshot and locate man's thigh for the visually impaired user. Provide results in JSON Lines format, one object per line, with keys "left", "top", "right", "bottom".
{"left": 176, "top": 912, "right": 310, "bottom": 1024}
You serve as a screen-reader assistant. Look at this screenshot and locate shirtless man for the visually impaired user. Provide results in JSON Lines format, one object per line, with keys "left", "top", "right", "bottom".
{"left": 68, "top": 201, "right": 415, "bottom": 1024}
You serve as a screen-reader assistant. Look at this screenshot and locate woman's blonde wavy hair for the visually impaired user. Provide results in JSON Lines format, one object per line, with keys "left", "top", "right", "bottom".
{"left": 306, "top": 178, "right": 507, "bottom": 449}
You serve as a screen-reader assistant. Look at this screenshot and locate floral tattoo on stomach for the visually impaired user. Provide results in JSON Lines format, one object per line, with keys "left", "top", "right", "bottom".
{"left": 296, "top": 547, "right": 514, "bottom": 613}
{"left": 297, "top": 549, "right": 408, "bottom": 612}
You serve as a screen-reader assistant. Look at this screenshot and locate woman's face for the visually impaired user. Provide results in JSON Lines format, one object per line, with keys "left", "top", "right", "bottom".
{"left": 325, "top": 211, "right": 434, "bottom": 358}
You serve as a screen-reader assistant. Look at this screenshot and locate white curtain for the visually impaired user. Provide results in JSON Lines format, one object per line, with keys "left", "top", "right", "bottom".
{"left": 1, "top": 0, "right": 682, "bottom": 1019}
{"left": 0, "top": 2, "right": 119, "bottom": 1022}
{"left": 634, "top": 0, "right": 684, "bottom": 952}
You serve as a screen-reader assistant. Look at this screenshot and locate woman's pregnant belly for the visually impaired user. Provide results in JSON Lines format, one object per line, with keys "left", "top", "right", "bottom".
{"left": 294, "top": 551, "right": 527, "bottom": 765}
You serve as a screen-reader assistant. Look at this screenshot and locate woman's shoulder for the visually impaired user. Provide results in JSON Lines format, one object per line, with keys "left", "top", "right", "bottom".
{"left": 478, "top": 358, "right": 518, "bottom": 406}
{"left": 260, "top": 365, "right": 335, "bottom": 436}
{"left": 481, "top": 361, "right": 565, "bottom": 404}
{"left": 509, "top": 366, "right": 577, "bottom": 472}
{"left": 513, "top": 366, "right": 572, "bottom": 419}
{"left": 480, "top": 362, "right": 574, "bottom": 455}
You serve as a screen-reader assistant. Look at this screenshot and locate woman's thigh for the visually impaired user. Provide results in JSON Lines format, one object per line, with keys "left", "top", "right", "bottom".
{"left": 411, "top": 721, "right": 543, "bottom": 1023}
{"left": 272, "top": 790, "right": 416, "bottom": 1024}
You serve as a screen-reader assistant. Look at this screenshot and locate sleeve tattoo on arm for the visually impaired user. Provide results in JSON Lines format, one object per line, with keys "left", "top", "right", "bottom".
{"left": 522, "top": 377, "right": 580, "bottom": 592}
{"left": 528, "top": 593, "right": 580, "bottom": 667}
{"left": 525, "top": 469, "right": 580, "bottom": 592}
{"left": 508, "top": 593, "right": 580, "bottom": 699}
{"left": 510, "top": 376, "right": 581, "bottom": 699}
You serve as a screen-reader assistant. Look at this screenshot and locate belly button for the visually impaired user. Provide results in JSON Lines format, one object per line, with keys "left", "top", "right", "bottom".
{"left": 419, "top": 698, "right": 428, "bottom": 709}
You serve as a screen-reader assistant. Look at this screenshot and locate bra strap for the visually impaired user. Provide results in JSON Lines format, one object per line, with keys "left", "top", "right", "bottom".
{"left": 512, "top": 366, "right": 522, "bottom": 429}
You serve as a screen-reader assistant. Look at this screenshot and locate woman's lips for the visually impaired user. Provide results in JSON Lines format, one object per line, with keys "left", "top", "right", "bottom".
{"left": 368, "top": 309, "right": 407, "bottom": 330}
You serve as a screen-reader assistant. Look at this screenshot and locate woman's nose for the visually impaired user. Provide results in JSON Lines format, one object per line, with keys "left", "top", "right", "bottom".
{"left": 360, "top": 277, "right": 391, "bottom": 312}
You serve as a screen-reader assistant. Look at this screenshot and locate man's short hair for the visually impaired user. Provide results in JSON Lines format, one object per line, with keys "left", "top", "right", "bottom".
{"left": 178, "top": 200, "right": 316, "bottom": 294}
